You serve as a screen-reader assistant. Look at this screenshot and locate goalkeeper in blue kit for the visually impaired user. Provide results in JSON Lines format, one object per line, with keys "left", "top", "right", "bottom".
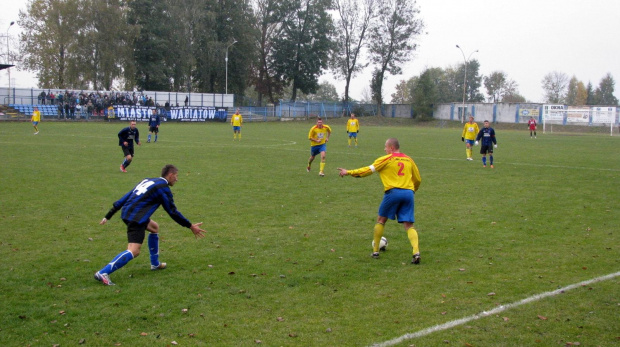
{"left": 94, "top": 164, "right": 206, "bottom": 286}
{"left": 475, "top": 120, "right": 497, "bottom": 168}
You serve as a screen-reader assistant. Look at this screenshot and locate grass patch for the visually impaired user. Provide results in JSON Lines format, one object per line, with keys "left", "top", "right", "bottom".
{"left": 0, "top": 119, "right": 618, "bottom": 346}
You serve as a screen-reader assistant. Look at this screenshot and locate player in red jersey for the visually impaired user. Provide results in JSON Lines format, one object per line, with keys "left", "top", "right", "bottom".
{"left": 527, "top": 117, "right": 537, "bottom": 138}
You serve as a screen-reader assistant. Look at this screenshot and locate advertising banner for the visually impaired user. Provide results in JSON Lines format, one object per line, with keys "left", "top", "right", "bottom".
{"left": 519, "top": 108, "right": 539, "bottom": 118}
{"left": 542, "top": 104, "right": 564, "bottom": 122}
{"left": 566, "top": 107, "right": 590, "bottom": 123}
{"left": 591, "top": 106, "right": 616, "bottom": 123}
{"left": 114, "top": 106, "right": 227, "bottom": 122}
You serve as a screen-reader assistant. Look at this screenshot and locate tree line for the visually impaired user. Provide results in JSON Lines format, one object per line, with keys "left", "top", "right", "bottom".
{"left": 390, "top": 65, "right": 618, "bottom": 119}
{"left": 17, "top": 0, "right": 424, "bottom": 114}
{"left": 16, "top": 0, "right": 617, "bottom": 116}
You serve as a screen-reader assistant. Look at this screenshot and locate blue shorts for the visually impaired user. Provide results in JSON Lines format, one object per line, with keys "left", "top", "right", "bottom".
{"left": 310, "top": 144, "right": 326, "bottom": 157}
{"left": 465, "top": 139, "right": 475, "bottom": 146}
{"left": 32, "top": 121, "right": 39, "bottom": 126}
{"left": 233, "top": 126, "right": 241, "bottom": 132}
{"left": 378, "top": 188, "right": 414, "bottom": 223}
{"left": 348, "top": 132, "right": 357, "bottom": 138}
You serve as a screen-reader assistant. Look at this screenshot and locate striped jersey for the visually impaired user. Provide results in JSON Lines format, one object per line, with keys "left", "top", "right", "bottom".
{"left": 118, "top": 126, "right": 140, "bottom": 148}
{"left": 104, "top": 177, "right": 192, "bottom": 228}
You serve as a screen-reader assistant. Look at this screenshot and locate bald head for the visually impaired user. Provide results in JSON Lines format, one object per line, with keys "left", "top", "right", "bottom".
{"left": 386, "top": 138, "right": 400, "bottom": 150}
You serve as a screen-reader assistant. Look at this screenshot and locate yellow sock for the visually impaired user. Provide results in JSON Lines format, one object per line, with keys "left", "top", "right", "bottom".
{"left": 407, "top": 227, "right": 420, "bottom": 255}
{"left": 466, "top": 148, "right": 470, "bottom": 158}
{"left": 348, "top": 138, "right": 351, "bottom": 146}
{"left": 355, "top": 138, "right": 358, "bottom": 146}
{"left": 319, "top": 162, "right": 325, "bottom": 173}
{"left": 373, "top": 223, "right": 385, "bottom": 253}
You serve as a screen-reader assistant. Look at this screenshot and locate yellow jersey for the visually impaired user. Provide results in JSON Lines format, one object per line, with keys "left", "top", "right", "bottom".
{"left": 308, "top": 124, "right": 332, "bottom": 146}
{"left": 347, "top": 152, "right": 421, "bottom": 192}
{"left": 346, "top": 118, "right": 359, "bottom": 132}
{"left": 462, "top": 121, "right": 479, "bottom": 140}
{"left": 31, "top": 110, "right": 41, "bottom": 122}
{"left": 231, "top": 113, "right": 243, "bottom": 126}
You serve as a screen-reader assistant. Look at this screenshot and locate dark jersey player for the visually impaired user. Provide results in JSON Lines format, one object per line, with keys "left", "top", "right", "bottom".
{"left": 95, "top": 164, "right": 206, "bottom": 286}
{"left": 475, "top": 120, "right": 498, "bottom": 168}
{"left": 147, "top": 109, "right": 161, "bottom": 143}
{"left": 119, "top": 121, "right": 141, "bottom": 172}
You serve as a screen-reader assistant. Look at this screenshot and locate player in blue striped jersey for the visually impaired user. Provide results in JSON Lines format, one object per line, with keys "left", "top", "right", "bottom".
{"left": 475, "top": 120, "right": 498, "bottom": 168}
{"left": 94, "top": 164, "right": 206, "bottom": 286}
{"left": 119, "top": 121, "right": 141, "bottom": 172}
{"left": 147, "top": 109, "right": 161, "bottom": 143}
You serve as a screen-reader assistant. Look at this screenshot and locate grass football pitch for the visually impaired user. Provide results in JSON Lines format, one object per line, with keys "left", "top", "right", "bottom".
{"left": 0, "top": 119, "right": 618, "bottom": 346}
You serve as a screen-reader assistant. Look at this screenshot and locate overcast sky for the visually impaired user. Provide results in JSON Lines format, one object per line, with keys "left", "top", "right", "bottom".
{"left": 3, "top": 0, "right": 620, "bottom": 103}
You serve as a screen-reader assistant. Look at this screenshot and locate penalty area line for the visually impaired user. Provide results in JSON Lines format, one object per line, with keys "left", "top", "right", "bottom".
{"left": 370, "top": 271, "right": 620, "bottom": 347}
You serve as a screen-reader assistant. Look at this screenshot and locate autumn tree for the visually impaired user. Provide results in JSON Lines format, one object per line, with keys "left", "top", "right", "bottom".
{"left": 565, "top": 76, "right": 588, "bottom": 106}
{"left": 251, "top": 0, "right": 287, "bottom": 104}
{"left": 331, "top": 0, "right": 378, "bottom": 102}
{"left": 368, "top": 0, "right": 424, "bottom": 115}
{"left": 271, "top": 0, "right": 334, "bottom": 101}
{"left": 541, "top": 71, "right": 569, "bottom": 103}
{"left": 19, "top": 0, "right": 85, "bottom": 88}
{"left": 593, "top": 73, "right": 618, "bottom": 105}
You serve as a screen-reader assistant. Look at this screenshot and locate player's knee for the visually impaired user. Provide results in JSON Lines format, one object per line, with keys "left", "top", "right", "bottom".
{"left": 148, "top": 221, "right": 159, "bottom": 233}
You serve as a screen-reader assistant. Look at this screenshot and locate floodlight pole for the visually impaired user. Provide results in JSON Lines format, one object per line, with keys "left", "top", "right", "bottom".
{"left": 7, "top": 21, "right": 14, "bottom": 103}
{"left": 456, "top": 45, "right": 478, "bottom": 123}
{"left": 225, "top": 39, "right": 237, "bottom": 95}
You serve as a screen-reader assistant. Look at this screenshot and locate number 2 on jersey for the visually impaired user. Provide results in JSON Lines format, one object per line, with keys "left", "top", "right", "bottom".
{"left": 397, "top": 162, "right": 405, "bottom": 176}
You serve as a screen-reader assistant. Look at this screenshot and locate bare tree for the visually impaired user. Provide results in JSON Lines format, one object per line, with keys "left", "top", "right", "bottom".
{"left": 331, "top": 0, "right": 378, "bottom": 102}
{"left": 541, "top": 71, "right": 569, "bottom": 103}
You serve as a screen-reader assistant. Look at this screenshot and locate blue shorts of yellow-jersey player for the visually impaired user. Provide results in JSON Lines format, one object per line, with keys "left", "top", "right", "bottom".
{"left": 348, "top": 132, "right": 358, "bottom": 138}
{"left": 465, "top": 139, "right": 474, "bottom": 146}
{"left": 126, "top": 220, "right": 149, "bottom": 244}
{"left": 233, "top": 126, "right": 241, "bottom": 132}
{"left": 378, "top": 188, "right": 415, "bottom": 223}
{"left": 310, "top": 143, "right": 326, "bottom": 156}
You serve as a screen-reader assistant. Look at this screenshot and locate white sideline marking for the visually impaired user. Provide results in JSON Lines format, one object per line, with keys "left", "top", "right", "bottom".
{"left": 371, "top": 271, "right": 620, "bottom": 347}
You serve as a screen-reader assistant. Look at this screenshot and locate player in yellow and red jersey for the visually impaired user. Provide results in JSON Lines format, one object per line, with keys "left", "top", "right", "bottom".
{"left": 461, "top": 115, "right": 479, "bottom": 161}
{"left": 338, "top": 138, "right": 422, "bottom": 264}
{"left": 307, "top": 117, "right": 332, "bottom": 176}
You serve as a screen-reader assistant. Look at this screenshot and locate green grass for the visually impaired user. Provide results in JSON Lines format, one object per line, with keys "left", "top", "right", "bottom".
{"left": 0, "top": 119, "right": 618, "bottom": 346}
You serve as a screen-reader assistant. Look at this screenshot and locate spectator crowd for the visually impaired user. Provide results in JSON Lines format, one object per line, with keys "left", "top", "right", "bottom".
{"left": 37, "top": 90, "right": 166, "bottom": 119}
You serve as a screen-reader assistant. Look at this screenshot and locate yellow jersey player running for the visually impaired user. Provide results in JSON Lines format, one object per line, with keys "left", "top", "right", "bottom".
{"left": 307, "top": 117, "right": 332, "bottom": 177}
{"left": 31, "top": 107, "right": 41, "bottom": 135}
{"left": 346, "top": 113, "right": 360, "bottom": 147}
{"left": 338, "top": 138, "right": 422, "bottom": 264}
{"left": 231, "top": 108, "right": 243, "bottom": 140}
{"left": 461, "top": 115, "right": 479, "bottom": 161}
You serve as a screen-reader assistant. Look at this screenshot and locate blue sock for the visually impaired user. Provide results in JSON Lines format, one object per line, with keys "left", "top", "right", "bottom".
{"left": 99, "top": 250, "right": 134, "bottom": 275}
{"left": 148, "top": 233, "right": 160, "bottom": 267}
{"left": 148, "top": 134, "right": 151, "bottom": 142}
{"left": 154, "top": 135, "right": 158, "bottom": 142}
{"left": 482, "top": 157, "right": 487, "bottom": 165}
{"left": 490, "top": 155, "right": 494, "bottom": 165}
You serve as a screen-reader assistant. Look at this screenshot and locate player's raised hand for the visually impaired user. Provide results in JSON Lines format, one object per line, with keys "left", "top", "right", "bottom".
{"left": 190, "top": 222, "right": 207, "bottom": 239}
